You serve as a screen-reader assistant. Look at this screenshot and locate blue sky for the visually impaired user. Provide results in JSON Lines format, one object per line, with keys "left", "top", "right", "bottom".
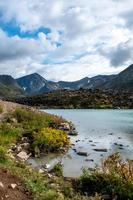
{"left": 0, "top": 0, "right": 133, "bottom": 81}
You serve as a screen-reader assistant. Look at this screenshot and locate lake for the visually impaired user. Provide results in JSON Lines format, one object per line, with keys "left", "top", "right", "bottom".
{"left": 28, "top": 109, "right": 133, "bottom": 177}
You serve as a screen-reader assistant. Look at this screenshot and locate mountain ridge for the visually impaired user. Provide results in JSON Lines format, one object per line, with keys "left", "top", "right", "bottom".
{"left": 0, "top": 64, "right": 133, "bottom": 98}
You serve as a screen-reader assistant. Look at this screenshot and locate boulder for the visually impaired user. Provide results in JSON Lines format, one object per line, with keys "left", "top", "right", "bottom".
{"left": 59, "top": 123, "right": 70, "bottom": 131}
{"left": 17, "top": 151, "right": 30, "bottom": 161}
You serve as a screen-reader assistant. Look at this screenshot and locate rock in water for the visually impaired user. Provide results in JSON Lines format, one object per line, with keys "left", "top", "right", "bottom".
{"left": 77, "top": 151, "right": 88, "bottom": 156}
{"left": 93, "top": 148, "right": 108, "bottom": 152}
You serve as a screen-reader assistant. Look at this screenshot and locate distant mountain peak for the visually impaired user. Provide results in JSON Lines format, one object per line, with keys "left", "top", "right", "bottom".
{"left": 15, "top": 64, "right": 133, "bottom": 95}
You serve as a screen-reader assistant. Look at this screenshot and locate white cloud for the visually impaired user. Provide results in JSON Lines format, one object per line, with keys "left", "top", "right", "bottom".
{"left": 0, "top": 0, "right": 133, "bottom": 80}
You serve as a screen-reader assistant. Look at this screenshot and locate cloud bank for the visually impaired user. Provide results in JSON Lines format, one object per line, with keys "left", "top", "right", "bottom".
{"left": 0, "top": 0, "right": 133, "bottom": 80}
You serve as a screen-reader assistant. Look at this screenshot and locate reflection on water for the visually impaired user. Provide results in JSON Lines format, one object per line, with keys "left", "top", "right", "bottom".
{"left": 28, "top": 109, "right": 133, "bottom": 177}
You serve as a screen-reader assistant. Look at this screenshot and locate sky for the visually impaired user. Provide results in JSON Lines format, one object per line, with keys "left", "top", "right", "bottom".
{"left": 0, "top": 0, "right": 133, "bottom": 81}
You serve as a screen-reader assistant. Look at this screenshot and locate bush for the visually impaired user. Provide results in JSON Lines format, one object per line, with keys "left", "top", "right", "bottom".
{"left": 32, "top": 127, "right": 69, "bottom": 153}
{"left": 77, "top": 153, "right": 133, "bottom": 199}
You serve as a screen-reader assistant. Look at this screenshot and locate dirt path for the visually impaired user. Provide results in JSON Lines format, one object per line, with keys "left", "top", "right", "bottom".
{"left": 0, "top": 169, "right": 32, "bottom": 200}
{"left": 0, "top": 100, "right": 33, "bottom": 199}
{"left": 0, "top": 100, "right": 21, "bottom": 121}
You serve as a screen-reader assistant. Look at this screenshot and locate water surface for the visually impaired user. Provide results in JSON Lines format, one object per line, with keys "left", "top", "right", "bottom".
{"left": 28, "top": 109, "right": 133, "bottom": 177}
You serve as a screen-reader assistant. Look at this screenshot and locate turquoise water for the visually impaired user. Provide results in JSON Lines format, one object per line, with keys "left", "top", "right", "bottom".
{"left": 29, "top": 109, "right": 133, "bottom": 177}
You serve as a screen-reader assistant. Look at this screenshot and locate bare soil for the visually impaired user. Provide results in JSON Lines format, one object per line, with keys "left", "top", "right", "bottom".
{"left": 0, "top": 100, "right": 21, "bottom": 121}
{"left": 0, "top": 169, "right": 32, "bottom": 200}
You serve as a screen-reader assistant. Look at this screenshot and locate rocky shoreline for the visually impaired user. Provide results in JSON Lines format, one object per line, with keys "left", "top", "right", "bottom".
{"left": 7, "top": 119, "right": 78, "bottom": 173}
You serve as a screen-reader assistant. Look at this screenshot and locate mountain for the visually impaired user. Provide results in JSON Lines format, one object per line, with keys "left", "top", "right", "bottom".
{"left": 16, "top": 73, "right": 66, "bottom": 95}
{"left": 16, "top": 64, "right": 133, "bottom": 95}
{"left": 58, "top": 77, "right": 90, "bottom": 89}
{"left": 84, "top": 75, "right": 115, "bottom": 89}
{"left": 16, "top": 73, "right": 90, "bottom": 95}
{"left": 0, "top": 75, "right": 23, "bottom": 97}
{"left": 102, "top": 64, "right": 133, "bottom": 91}
{"left": 0, "top": 64, "right": 131, "bottom": 98}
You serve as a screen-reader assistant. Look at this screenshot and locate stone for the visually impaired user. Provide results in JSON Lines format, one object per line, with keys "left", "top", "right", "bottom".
{"left": 47, "top": 173, "right": 52, "bottom": 178}
{"left": 17, "top": 146, "right": 22, "bottom": 152}
{"left": 85, "top": 159, "right": 94, "bottom": 162}
{"left": 38, "top": 169, "right": 44, "bottom": 174}
{"left": 59, "top": 123, "right": 70, "bottom": 131}
{"left": 0, "top": 182, "right": 4, "bottom": 188}
{"left": 68, "top": 130, "right": 78, "bottom": 136}
{"left": 93, "top": 148, "right": 108, "bottom": 152}
{"left": 17, "top": 151, "right": 30, "bottom": 161}
{"left": 119, "top": 147, "right": 124, "bottom": 150}
{"left": 77, "top": 151, "right": 88, "bottom": 156}
{"left": 72, "top": 148, "right": 77, "bottom": 152}
{"left": 11, "top": 144, "right": 17, "bottom": 151}
{"left": 10, "top": 183, "right": 17, "bottom": 189}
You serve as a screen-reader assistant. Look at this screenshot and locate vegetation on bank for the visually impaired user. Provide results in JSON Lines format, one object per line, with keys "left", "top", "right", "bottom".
{"left": 10, "top": 89, "right": 133, "bottom": 109}
{"left": 1, "top": 103, "right": 133, "bottom": 199}
{"left": 76, "top": 153, "right": 133, "bottom": 199}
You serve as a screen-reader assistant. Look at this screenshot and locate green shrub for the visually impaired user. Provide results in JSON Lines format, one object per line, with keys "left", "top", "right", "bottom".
{"left": 77, "top": 153, "right": 133, "bottom": 199}
{"left": 32, "top": 127, "right": 69, "bottom": 153}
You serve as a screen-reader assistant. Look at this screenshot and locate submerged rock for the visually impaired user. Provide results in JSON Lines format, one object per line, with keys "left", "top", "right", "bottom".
{"left": 91, "top": 144, "right": 96, "bottom": 147}
{"left": 85, "top": 159, "right": 94, "bottom": 162}
{"left": 77, "top": 151, "right": 88, "bottom": 156}
{"left": 72, "top": 148, "right": 77, "bottom": 152}
{"left": 93, "top": 148, "right": 108, "bottom": 152}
